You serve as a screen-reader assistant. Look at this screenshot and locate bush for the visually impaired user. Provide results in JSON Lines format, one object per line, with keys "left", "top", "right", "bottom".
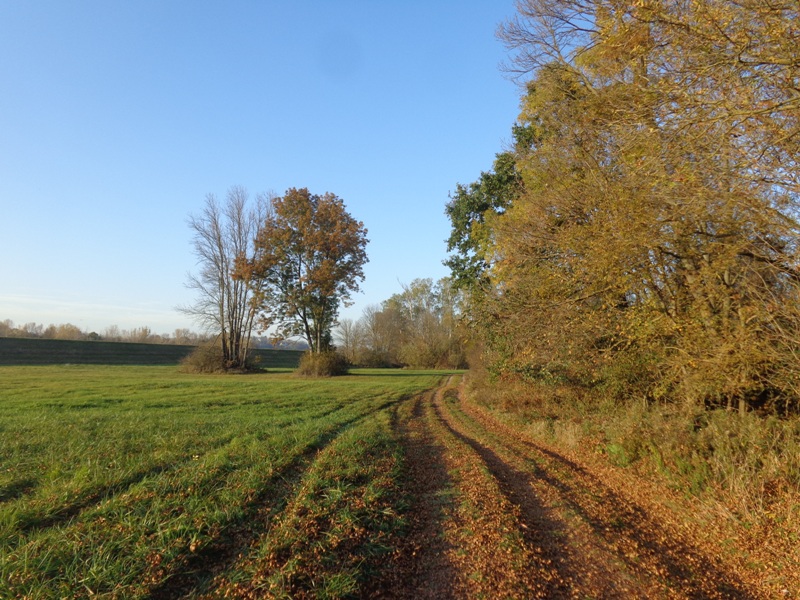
{"left": 296, "top": 351, "right": 349, "bottom": 377}
{"left": 179, "top": 343, "right": 226, "bottom": 374}
{"left": 470, "top": 370, "right": 800, "bottom": 518}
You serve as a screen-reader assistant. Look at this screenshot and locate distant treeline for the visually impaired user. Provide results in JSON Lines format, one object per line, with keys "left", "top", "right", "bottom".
{"left": 0, "top": 319, "right": 309, "bottom": 350}
{"left": 336, "top": 278, "right": 468, "bottom": 370}
{"left": 0, "top": 319, "right": 209, "bottom": 345}
{"left": 0, "top": 337, "right": 303, "bottom": 368}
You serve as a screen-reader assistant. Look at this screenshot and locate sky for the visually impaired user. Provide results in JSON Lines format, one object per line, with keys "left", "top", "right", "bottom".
{"left": 0, "top": 1, "right": 523, "bottom": 335}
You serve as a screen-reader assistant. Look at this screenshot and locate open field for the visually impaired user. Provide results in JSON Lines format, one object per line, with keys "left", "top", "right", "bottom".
{"left": 1, "top": 366, "right": 792, "bottom": 598}
{"left": 0, "top": 365, "right": 450, "bottom": 598}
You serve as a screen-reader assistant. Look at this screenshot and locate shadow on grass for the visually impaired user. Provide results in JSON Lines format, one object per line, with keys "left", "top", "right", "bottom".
{"left": 369, "top": 394, "right": 459, "bottom": 599}
{"left": 0, "top": 478, "right": 38, "bottom": 504}
{"left": 146, "top": 394, "right": 413, "bottom": 599}
{"left": 16, "top": 465, "right": 176, "bottom": 533}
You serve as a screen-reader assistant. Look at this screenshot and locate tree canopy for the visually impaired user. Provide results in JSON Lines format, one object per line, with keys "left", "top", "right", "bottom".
{"left": 449, "top": 0, "right": 800, "bottom": 414}
{"left": 240, "top": 188, "right": 368, "bottom": 354}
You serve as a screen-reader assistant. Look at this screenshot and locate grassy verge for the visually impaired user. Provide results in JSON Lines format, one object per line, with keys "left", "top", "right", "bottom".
{"left": 467, "top": 372, "right": 800, "bottom": 512}
{"left": 0, "top": 365, "right": 445, "bottom": 598}
{"left": 464, "top": 371, "right": 800, "bottom": 590}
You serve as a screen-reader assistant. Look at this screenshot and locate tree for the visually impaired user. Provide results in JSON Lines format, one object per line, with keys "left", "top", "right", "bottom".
{"left": 43, "top": 323, "right": 84, "bottom": 340}
{"left": 378, "top": 278, "right": 465, "bottom": 368}
{"left": 0, "top": 320, "right": 13, "bottom": 337}
{"left": 344, "top": 279, "right": 467, "bottom": 369}
{"left": 450, "top": 0, "right": 800, "bottom": 412}
{"left": 241, "top": 188, "right": 368, "bottom": 354}
{"left": 354, "top": 303, "right": 402, "bottom": 367}
{"left": 181, "top": 186, "right": 267, "bottom": 369}
{"left": 500, "top": 0, "right": 800, "bottom": 410}
{"left": 334, "top": 318, "right": 365, "bottom": 364}
{"left": 445, "top": 126, "right": 529, "bottom": 291}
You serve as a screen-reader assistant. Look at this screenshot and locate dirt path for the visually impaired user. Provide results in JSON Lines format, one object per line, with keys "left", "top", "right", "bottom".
{"left": 381, "top": 377, "right": 766, "bottom": 599}
{"left": 375, "top": 389, "right": 458, "bottom": 598}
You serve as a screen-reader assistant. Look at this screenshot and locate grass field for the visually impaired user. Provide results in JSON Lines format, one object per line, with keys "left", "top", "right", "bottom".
{"left": 0, "top": 365, "right": 450, "bottom": 598}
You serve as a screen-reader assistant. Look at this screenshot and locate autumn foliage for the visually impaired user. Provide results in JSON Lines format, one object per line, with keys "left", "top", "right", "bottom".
{"left": 449, "top": 0, "right": 800, "bottom": 413}
{"left": 336, "top": 278, "right": 469, "bottom": 369}
{"left": 238, "top": 188, "right": 368, "bottom": 356}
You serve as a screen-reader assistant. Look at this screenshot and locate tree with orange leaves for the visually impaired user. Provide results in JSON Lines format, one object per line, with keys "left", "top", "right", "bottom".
{"left": 240, "top": 188, "right": 368, "bottom": 354}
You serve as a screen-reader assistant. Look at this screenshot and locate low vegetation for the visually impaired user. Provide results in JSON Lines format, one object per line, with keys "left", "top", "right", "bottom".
{"left": 2, "top": 360, "right": 791, "bottom": 597}
{"left": 295, "top": 351, "right": 350, "bottom": 378}
{"left": 0, "top": 365, "right": 446, "bottom": 598}
{"left": 464, "top": 369, "right": 800, "bottom": 565}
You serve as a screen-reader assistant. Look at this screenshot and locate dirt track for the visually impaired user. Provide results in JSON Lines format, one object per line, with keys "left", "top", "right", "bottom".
{"left": 376, "top": 377, "right": 774, "bottom": 599}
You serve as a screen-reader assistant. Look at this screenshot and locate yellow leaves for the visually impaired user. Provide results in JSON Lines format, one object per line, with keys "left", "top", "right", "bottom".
{"left": 464, "top": 0, "right": 800, "bottom": 407}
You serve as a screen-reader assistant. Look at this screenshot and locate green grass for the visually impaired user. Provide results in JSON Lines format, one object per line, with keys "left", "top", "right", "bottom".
{"left": 0, "top": 365, "right": 447, "bottom": 598}
{"left": 470, "top": 374, "right": 800, "bottom": 518}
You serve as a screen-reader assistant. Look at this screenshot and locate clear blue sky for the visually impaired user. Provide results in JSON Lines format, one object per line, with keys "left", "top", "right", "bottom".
{"left": 1, "top": 1, "right": 521, "bottom": 335}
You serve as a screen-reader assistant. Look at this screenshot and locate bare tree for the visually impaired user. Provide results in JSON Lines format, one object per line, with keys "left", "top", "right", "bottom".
{"left": 180, "top": 186, "right": 270, "bottom": 369}
{"left": 334, "top": 318, "right": 364, "bottom": 364}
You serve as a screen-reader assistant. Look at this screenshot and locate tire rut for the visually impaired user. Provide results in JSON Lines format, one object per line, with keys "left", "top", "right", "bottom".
{"left": 148, "top": 395, "right": 410, "bottom": 599}
{"left": 440, "top": 384, "right": 759, "bottom": 599}
{"left": 372, "top": 388, "right": 458, "bottom": 599}
{"left": 432, "top": 396, "right": 602, "bottom": 599}
{"left": 397, "top": 378, "right": 556, "bottom": 599}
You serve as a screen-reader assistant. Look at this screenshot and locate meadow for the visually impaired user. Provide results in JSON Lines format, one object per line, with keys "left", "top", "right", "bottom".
{"left": 0, "top": 365, "right": 448, "bottom": 598}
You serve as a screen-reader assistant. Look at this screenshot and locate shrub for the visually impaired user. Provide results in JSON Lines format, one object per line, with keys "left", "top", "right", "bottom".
{"left": 296, "top": 351, "right": 349, "bottom": 377}
{"left": 179, "top": 343, "right": 226, "bottom": 374}
{"left": 473, "top": 370, "right": 800, "bottom": 517}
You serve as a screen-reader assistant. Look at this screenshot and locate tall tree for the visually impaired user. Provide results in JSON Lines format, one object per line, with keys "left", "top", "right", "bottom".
{"left": 241, "top": 188, "right": 368, "bottom": 354}
{"left": 445, "top": 126, "right": 529, "bottom": 291}
{"left": 181, "top": 187, "right": 267, "bottom": 369}
{"left": 453, "top": 0, "right": 800, "bottom": 412}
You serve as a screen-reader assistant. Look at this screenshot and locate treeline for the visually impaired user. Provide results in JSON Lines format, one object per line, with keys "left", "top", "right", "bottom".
{"left": 335, "top": 278, "right": 468, "bottom": 369}
{"left": 0, "top": 320, "right": 209, "bottom": 345}
{"left": 448, "top": 0, "right": 800, "bottom": 415}
{"left": 0, "top": 319, "right": 309, "bottom": 351}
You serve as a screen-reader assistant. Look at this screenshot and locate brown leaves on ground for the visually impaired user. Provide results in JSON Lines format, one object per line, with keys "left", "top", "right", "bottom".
{"left": 378, "top": 378, "right": 783, "bottom": 599}
{"left": 147, "top": 377, "right": 794, "bottom": 598}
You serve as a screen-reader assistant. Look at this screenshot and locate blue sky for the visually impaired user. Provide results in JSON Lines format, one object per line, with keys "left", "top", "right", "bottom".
{"left": 0, "top": 1, "right": 521, "bottom": 335}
